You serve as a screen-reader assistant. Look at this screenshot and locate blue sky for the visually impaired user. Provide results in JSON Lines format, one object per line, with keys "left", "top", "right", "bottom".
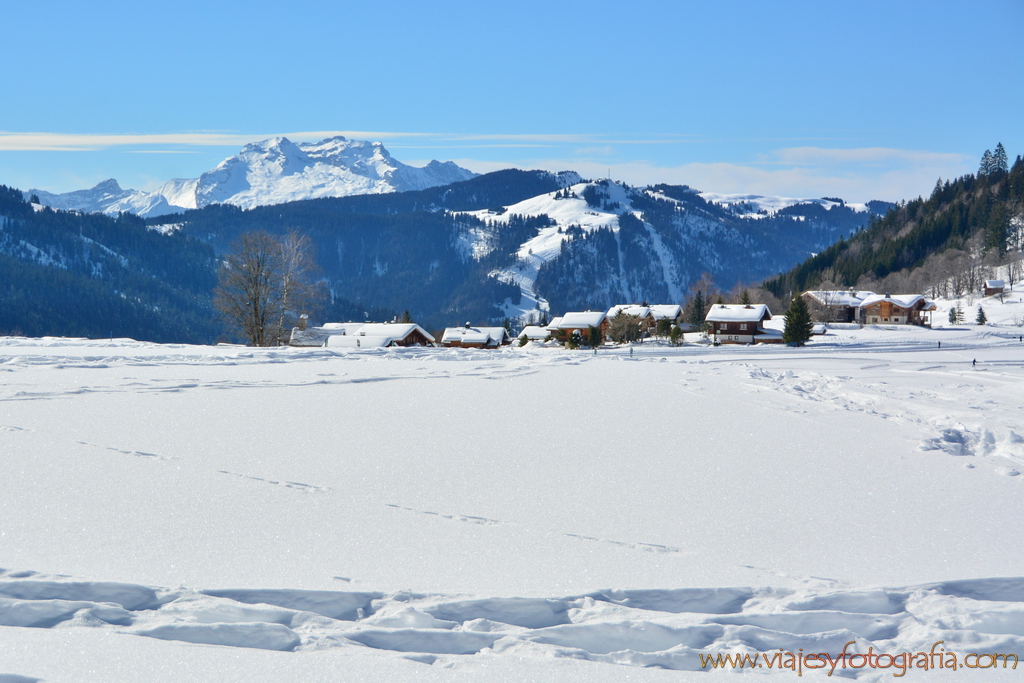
{"left": 2, "top": 0, "right": 1021, "bottom": 202}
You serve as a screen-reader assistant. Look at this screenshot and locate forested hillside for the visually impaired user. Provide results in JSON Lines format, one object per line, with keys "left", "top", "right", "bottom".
{"left": 534, "top": 181, "right": 884, "bottom": 314}
{"left": 148, "top": 170, "right": 579, "bottom": 328}
{"left": 0, "top": 186, "right": 221, "bottom": 342}
{"left": 764, "top": 146, "right": 1024, "bottom": 299}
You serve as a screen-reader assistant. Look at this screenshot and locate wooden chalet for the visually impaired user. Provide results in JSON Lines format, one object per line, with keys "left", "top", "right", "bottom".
{"left": 290, "top": 321, "right": 367, "bottom": 347}
{"left": 606, "top": 305, "right": 656, "bottom": 335}
{"left": 441, "top": 324, "right": 512, "bottom": 349}
{"left": 857, "top": 293, "right": 936, "bottom": 326}
{"left": 517, "top": 325, "right": 550, "bottom": 342}
{"left": 801, "top": 289, "right": 873, "bottom": 323}
{"left": 704, "top": 304, "right": 781, "bottom": 344}
{"left": 649, "top": 304, "right": 683, "bottom": 325}
{"left": 556, "top": 311, "right": 609, "bottom": 339}
{"left": 320, "top": 322, "right": 435, "bottom": 348}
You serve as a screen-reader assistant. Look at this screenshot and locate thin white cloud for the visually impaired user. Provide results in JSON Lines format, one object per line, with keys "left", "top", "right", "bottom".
{"left": 0, "top": 130, "right": 434, "bottom": 151}
{"left": 0, "top": 132, "right": 249, "bottom": 151}
{"left": 0, "top": 130, "right": 705, "bottom": 152}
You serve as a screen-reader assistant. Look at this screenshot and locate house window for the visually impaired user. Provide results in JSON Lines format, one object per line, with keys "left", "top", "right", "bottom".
{"left": 739, "top": 324, "right": 747, "bottom": 330}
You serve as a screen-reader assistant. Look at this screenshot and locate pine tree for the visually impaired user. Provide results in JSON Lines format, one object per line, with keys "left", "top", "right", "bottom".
{"left": 669, "top": 325, "right": 684, "bottom": 346}
{"left": 980, "top": 149, "right": 994, "bottom": 176}
{"left": 948, "top": 303, "right": 964, "bottom": 325}
{"left": 740, "top": 289, "right": 751, "bottom": 306}
{"left": 782, "top": 296, "right": 813, "bottom": 346}
{"left": 985, "top": 203, "right": 1009, "bottom": 255}
{"left": 993, "top": 143, "right": 1009, "bottom": 174}
{"left": 686, "top": 290, "right": 707, "bottom": 331}
{"left": 976, "top": 306, "right": 987, "bottom": 325}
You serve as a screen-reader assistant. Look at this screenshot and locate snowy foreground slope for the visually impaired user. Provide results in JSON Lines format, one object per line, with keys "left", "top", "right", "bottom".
{"left": 1, "top": 325, "right": 1024, "bottom": 681}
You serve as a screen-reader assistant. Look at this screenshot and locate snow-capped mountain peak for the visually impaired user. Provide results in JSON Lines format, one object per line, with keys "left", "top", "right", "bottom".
{"left": 28, "top": 135, "right": 479, "bottom": 217}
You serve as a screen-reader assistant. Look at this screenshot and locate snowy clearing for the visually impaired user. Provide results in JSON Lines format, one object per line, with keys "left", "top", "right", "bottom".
{"left": 1, "top": 322, "right": 1023, "bottom": 681}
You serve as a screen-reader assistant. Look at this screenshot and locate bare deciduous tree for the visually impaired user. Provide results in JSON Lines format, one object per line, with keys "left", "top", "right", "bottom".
{"left": 1005, "top": 252, "right": 1022, "bottom": 289}
{"left": 213, "top": 231, "right": 321, "bottom": 346}
{"left": 277, "top": 231, "right": 322, "bottom": 338}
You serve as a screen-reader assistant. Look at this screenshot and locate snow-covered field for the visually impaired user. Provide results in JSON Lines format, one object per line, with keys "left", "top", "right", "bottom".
{"left": 2, "top": 306, "right": 1024, "bottom": 680}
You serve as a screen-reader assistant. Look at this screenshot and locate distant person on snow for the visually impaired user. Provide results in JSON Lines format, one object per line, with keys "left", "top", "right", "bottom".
{"left": 972, "top": 358, "right": 976, "bottom": 368}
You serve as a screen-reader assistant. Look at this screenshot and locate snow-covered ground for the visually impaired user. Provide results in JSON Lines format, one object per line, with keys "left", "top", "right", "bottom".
{"left": 2, "top": 307, "right": 1024, "bottom": 680}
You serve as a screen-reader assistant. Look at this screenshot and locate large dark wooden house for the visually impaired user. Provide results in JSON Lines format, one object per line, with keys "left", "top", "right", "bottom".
{"left": 704, "top": 304, "right": 782, "bottom": 344}
{"left": 857, "top": 294, "right": 936, "bottom": 326}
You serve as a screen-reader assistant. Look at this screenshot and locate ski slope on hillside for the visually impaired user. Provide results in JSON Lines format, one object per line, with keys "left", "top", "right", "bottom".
{"left": 458, "top": 180, "right": 876, "bottom": 322}
{"left": 2, "top": 316, "right": 1024, "bottom": 681}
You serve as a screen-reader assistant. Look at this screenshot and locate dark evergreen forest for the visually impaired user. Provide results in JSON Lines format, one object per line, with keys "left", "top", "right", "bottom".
{"left": 763, "top": 150, "right": 1024, "bottom": 299}
{"left": 0, "top": 185, "right": 221, "bottom": 342}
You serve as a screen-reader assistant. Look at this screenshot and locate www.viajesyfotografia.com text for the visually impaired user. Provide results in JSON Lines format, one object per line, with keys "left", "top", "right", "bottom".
{"left": 700, "top": 641, "right": 1018, "bottom": 676}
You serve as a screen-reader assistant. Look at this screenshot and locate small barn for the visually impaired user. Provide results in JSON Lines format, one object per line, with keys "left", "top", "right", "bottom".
{"left": 985, "top": 280, "right": 1005, "bottom": 297}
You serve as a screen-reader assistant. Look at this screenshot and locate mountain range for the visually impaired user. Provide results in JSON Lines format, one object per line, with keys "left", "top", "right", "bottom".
{"left": 143, "top": 170, "right": 889, "bottom": 328}
{"left": 3, "top": 137, "right": 899, "bottom": 341}
{"left": 27, "top": 136, "right": 478, "bottom": 217}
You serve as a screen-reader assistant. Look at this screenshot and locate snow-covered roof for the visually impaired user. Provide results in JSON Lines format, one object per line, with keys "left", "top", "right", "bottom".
{"left": 649, "top": 304, "right": 682, "bottom": 320}
{"left": 705, "top": 304, "right": 771, "bottom": 322}
{"left": 321, "top": 322, "right": 367, "bottom": 333}
{"left": 442, "top": 326, "right": 509, "bottom": 346}
{"left": 300, "top": 321, "right": 434, "bottom": 348}
{"left": 289, "top": 328, "right": 329, "bottom": 347}
{"left": 607, "top": 305, "right": 652, "bottom": 319}
{"left": 326, "top": 334, "right": 402, "bottom": 349}
{"left": 545, "top": 317, "right": 563, "bottom": 331}
{"left": 557, "top": 311, "right": 607, "bottom": 329}
{"left": 290, "top": 322, "right": 366, "bottom": 346}
{"left": 518, "top": 326, "right": 550, "bottom": 340}
{"left": 803, "top": 290, "right": 874, "bottom": 307}
{"left": 986, "top": 280, "right": 1005, "bottom": 289}
{"left": 858, "top": 294, "right": 936, "bottom": 310}
{"left": 356, "top": 323, "right": 435, "bottom": 342}
{"left": 755, "top": 328, "right": 784, "bottom": 341}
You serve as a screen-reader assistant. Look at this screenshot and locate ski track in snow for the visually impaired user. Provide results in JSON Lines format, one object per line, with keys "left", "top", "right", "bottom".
{"left": 3, "top": 569, "right": 1024, "bottom": 675}
{"left": 217, "top": 471, "right": 331, "bottom": 494}
{"left": 385, "top": 503, "right": 504, "bottom": 526}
